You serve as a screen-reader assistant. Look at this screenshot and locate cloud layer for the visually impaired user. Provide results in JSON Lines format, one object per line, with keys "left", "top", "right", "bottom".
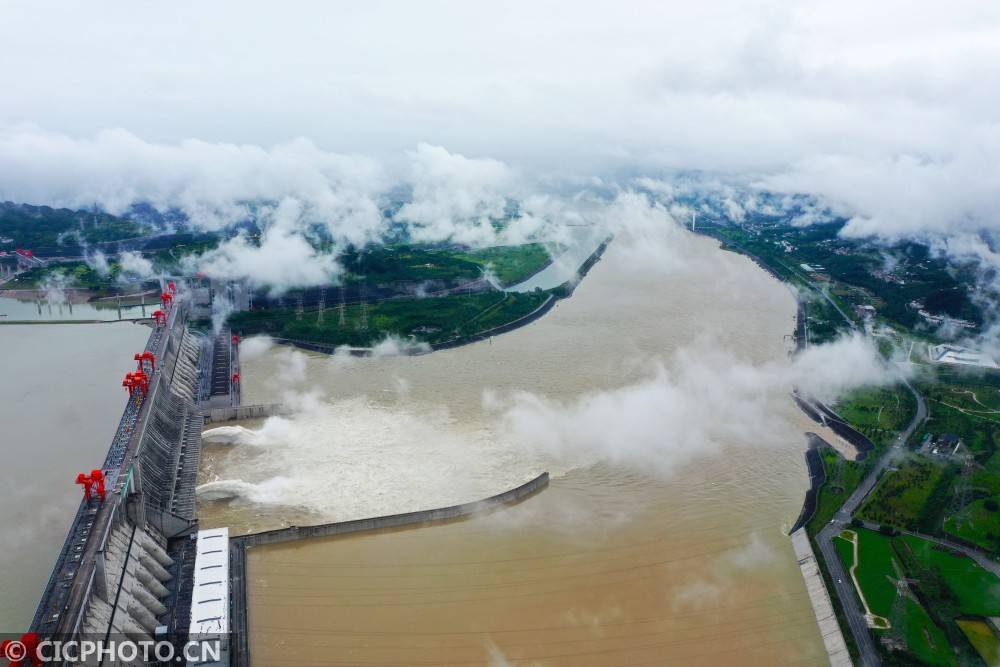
{"left": 1, "top": 1, "right": 999, "bottom": 284}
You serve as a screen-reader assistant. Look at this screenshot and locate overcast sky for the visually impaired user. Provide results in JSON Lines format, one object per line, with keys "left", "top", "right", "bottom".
{"left": 2, "top": 0, "right": 999, "bottom": 249}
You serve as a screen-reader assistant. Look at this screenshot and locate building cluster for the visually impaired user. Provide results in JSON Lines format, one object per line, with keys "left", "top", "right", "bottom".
{"left": 919, "top": 432, "right": 964, "bottom": 459}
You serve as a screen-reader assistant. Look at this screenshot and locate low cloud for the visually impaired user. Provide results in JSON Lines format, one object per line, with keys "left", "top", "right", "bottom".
{"left": 0, "top": 125, "right": 386, "bottom": 240}
{"left": 491, "top": 334, "right": 903, "bottom": 476}
{"left": 397, "top": 144, "right": 518, "bottom": 246}
{"left": 191, "top": 199, "right": 342, "bottom": 294}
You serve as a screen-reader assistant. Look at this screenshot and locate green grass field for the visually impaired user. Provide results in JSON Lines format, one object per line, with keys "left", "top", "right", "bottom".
{"left": 861, "top": 456, "right": 956, "bottom": 531}
{"left": 924, "top": 382, "right": 1000, "bottom": 420}
{"left": 453, "top": 243, "right": 552, "bottom": 285}
{"left": 916, "top": 383, "right": 1000, "bottom": 463}
{"left": 836, "top": 386, "right": 918, "bottom": 450}
{"left": 835, "top": 529, "right": 955, "bottom": 666}
{"left": 898, "top": 535, "right": 1000, "bottom": 617}
{"left": 851, "top": 529, "right": 898, "bottom": 617}
{"left": 944, "top": 496, "right": 1000, "bottom": 555}
{"left": 979, "top": 452, "right": 1000, "bottom": 496}
{"left": 340, "top": 243, "right": 551, "bottom": 288}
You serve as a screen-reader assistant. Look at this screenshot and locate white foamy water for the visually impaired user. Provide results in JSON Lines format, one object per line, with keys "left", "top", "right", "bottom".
{"left": 198, "top": 397, "right": 566, "bottom": 523}
{"left": 201, "top": 425, "right": 266, "bottom": 445}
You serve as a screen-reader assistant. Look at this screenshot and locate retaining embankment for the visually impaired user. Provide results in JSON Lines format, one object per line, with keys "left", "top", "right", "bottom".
{"left": 431, "top": 294, "right": 557, "bottom": 350}
{"left": 432, "top": 235, "right": 611, "bottom": 350}
{"left": 202, "top": 403, "right": 288, "bottom": 423}
{"left": 235, "top": 471, "right": 549, "bottom": 548}
{"left": 789, "top": 434, "right": 828, "bottom": 534}
{"left": 793, "top": 393, "right": 874, "bottom": 460}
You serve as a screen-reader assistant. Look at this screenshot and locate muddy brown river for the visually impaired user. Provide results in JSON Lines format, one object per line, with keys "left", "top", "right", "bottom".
{"left": 198, "top": 231, "right": 828, "bottom": 665}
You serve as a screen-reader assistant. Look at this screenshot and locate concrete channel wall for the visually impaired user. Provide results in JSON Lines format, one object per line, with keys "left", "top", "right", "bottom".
{"left": 789, "top": 434, "right": 828, "bottom": 534}
{"left": 202, "top": 403, "right": 288, "bottom": 423}
{"left": 236, "top": 471, "right": 549, "bottom": 548}
{"left": 228, "top": 472, "right": 550, "bottom": 667}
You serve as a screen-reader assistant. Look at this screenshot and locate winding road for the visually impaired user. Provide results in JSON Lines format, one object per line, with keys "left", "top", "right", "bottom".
{"left": 815, "top": 378, "right": 927, "bottom": 667}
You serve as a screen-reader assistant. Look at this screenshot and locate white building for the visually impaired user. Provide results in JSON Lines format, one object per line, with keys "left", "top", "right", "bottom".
{"left": 928, "top": 344, "right": 999, "bottom": 369}
{"left": 187, "top": 527, "right": 230, "bottom": 666}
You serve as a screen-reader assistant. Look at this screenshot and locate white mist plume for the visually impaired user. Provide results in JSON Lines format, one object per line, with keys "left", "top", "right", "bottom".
{"left": 492, "top": 334, "right": 904, "bottom": 475}
{"left": 0, "top": 125, "right": 385, "bottom": 236}
{"left": 370, "top": 335, "right": 432, "bottom": 357}
{"left": 0, "top": 1, "right": 998, "bottom": 268}
{"left": 238, "top": 335, "right": 276, "bottom": 361}
{"left": 85, "top": 250, "right": 110, "bottom": 277}
{"left": 40, "top": 272, "right": 72, "bottom": 304}
{"left": 117, "top": 250, "right": 155, "bottom": 279}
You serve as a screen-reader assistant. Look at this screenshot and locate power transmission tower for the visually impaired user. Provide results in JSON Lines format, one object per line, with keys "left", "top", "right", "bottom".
{"left": 295, "top": 294, "right": 304, "bottom": 321}
{"left": 949, "top": 456, "right": 975, "bottom": 530}
{"left": 338, "top": 286, "right": 346, "bottom": 326}
{"left": 831, "top": 451, "right": 846, "bottom": 490}
{"left": 359, "top": 285, "right": 369, "bottom": 330}
{"left": 885, "top": 578, "right": 910, "bottom": 653}
{"left": 317, "top": 287, "right": 325, "bottom": 324}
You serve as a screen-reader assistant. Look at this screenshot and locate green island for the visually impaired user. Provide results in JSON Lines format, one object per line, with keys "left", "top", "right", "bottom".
{"left": 229, "top": 289, "right": 553, "bottom": 349}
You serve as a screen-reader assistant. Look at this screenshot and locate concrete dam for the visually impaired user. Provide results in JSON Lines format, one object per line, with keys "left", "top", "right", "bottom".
{"left": 25, "top": 284, "right": 549, "bottom": 666}
{"left": 28, "top": 291, "right": 234, "bottom": 666}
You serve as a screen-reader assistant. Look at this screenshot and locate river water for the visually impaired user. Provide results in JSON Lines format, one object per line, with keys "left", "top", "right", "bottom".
{"left": 198, "top": 231, "right": 828, "bottom": 665}
{"left": 0, "top": 321, "right": 149, "bottom": 632}
{"left": 0, "top": 294, "right": 152, "bottom": 322}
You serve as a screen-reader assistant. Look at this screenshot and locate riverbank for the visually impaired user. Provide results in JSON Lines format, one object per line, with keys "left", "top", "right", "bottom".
{"left": 255, "top": 236, "right": 613, "bottom": 357}
{"left": 789, "top": 434, "right": 828, "bottom": 533}
{"left": 0, "top": 319, "right": 106, "bottom": 325}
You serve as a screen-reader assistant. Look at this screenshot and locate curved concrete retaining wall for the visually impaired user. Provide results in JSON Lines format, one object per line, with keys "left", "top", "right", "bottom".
{"left": 235, "top": 471, "right": 549, "bottom": 548}
{"left": 789, "top": 434, "right": 827, "bottom": 534}
{"left": 793, "top": 393, "right": 874, "bottom": 460}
